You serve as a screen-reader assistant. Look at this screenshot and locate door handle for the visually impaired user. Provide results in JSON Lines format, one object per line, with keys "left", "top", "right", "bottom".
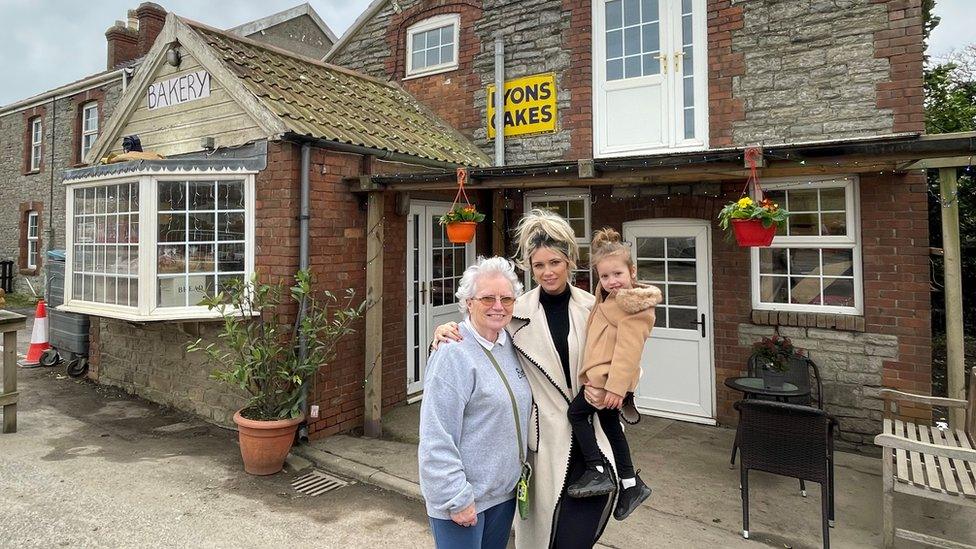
{"left": 419, "top": 281, "right": 427, "bottom": 305}
{"left": 673, "top": 51, "right": 684, "bottom": 72}
{"left": 656, "top": 53, "right": 668, "bottom": 74}
{"left": 690, "top": 313, "right": 705, "bottom": 338}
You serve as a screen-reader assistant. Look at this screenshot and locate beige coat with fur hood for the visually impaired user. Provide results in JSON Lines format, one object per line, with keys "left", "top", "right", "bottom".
{"left": 579, "top": 283, "right": 663, "bottom": 397}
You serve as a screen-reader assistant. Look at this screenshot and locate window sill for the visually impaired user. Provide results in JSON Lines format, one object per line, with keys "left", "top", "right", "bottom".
{"left": 19, "top": 268, "right": 39, "bottom": 276}
{"left": 750, "top": 309, "right": 865, "bottom": 332}
{"left": 57, "top": 302, "right": 256, "bottom": 323}
{"left": 403, "top": 64, "right": 459, "bottom": 81}
{"left": 23, "top": 170, "right": 41, "bottom": 176}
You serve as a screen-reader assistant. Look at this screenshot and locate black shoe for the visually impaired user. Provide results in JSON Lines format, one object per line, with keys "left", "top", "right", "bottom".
{"left": 614, "top": 474, "right": 651, "bottom": 520}
{"left": 567, "top": 467, "right": 616, "bottom": 498}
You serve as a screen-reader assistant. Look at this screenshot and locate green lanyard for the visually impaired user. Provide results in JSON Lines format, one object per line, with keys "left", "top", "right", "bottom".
{"left": 479, "top": 343, "right": 531, "bottom": 519}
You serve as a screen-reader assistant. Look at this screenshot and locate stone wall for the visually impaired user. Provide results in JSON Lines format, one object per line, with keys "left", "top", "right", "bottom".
{"left": 0, "top": 79, "right": 124, "bottom": 294}
{"left": 243, "top": 15, "right": 334, "bottom": 60}
{"left": 92, "top": 318, "right": 248, "bottom": 426}
{"left": 738, "top": 323, "right": 897, "bottom": 450}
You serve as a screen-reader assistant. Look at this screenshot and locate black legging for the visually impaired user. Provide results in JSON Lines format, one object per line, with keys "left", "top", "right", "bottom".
{"left": 552, "top": 440, "right": 612, "bottom": 549}
{"left": 567, "top": 391, "right": 636, "bottom": 479}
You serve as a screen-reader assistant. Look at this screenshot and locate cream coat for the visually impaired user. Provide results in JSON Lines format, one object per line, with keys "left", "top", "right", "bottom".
{"left": 510, "top": 285, "right": 618, "bottom": 549}
{"left": 579, "top": 284, "right": 663, "bottom": 397}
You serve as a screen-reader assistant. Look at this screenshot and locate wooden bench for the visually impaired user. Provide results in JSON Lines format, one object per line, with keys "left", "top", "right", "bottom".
{"left": 875, "top": 368, "right": 976, "bottom": 549}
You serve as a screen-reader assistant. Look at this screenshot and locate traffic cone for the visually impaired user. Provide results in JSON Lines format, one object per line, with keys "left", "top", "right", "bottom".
{"left": 19, "top": 300, "right": 52, "bottom": 368}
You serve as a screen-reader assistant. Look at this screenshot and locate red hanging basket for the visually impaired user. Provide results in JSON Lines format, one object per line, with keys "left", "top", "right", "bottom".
{"left": 731, "top": 219, "right": 777, "bottom": 247}
{"left": 446, "top": 221, "right": 477, "bottom": 243}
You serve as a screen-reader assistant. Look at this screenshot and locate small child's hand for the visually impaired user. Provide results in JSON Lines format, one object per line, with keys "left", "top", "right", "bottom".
{"left": 603, "top": 391, "right": 624, "bottom": 410}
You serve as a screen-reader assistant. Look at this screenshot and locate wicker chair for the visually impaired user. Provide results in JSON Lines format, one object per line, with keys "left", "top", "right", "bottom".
{"left": 735, "top": 400, "right": 839, "bottom": 548}
{"left": 746, "top": 354, "right": 824, "bottom": 408}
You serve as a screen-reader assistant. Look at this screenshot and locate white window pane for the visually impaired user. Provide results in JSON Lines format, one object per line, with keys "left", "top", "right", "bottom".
{"left": 822, "top": 249, "right": 854, "bottom": 276}
{"left": 440, "top": 25, "right": 454, "bottom": 45}
{"left": 683, "top": 47, "right": 694, "bottom": 76}
{"left": 426, "top": 47, "right": 441, "bottom": 67}
{"left": 684, "top": 108, "right": 695, "bottom": 139}
{"left": 412, "top": 50, "right": 425, "bottom": 70}
{"left": 760, "top": 276, "right": 789, "bottom": 303}
{"left": 158, "top": 244, "right": 186, "bottom": 274}
{"left": 189, "top": 181, "right": 215, "bottom": 210}
{"left": 218, "top": 243, "right": 246, "bottom": 272}
{"left": 636, "top": 237, "right": 664, "bottom": 258}
{"left": 624, "top": 55, "right": 641, "bottom": 78}
{"left": 440, "top": 44, "right": 454, "bottom": 64}
{"left": 683, "top": 78, "right": 695, "bottom": 107}
{"left": 188, "top": 244, "right": 215, "bottom": 273}
{"left": 787, "top": 212, "right": 818, "bottom": 236}
{"left": 821, "top": 212, "right": 847, "bottom": 236}
{"left": 682, "top": 0, "right": 692, "bottom": 13}
{"left": 642, "top": 0, "right": 659, "bottom": 21}
{"left": 823, "top": 278, "right": 855, "bottom": 307}
{"left": 217, "top": 181, "right": 244, "bottom": 209}
{"left": 682, "top": 13, "right": 693, "bottom": 44}
{"left": 668, "top": 262, "right": 696, "bottom": 283}
{"left": 412, "top": 32, "right": 425, "bottom": 52}
{"left": 790, "top": 277, "right": 821, "bottom": 305}
{"left": 607, "top": 29, "right": 623, "bottom": 59}
{"left": 788, "top": 248, "right": 820, "bottom": 277}
{"left": 789, "top": 189, "right": 819, "bottom": 211}
{"left": 642, "top": 54, "right": 659, "bottom": 75}
{"left": 606, "top": 0, "right": 622, "bottom": 30}
{"left": 821, "top": 188, "right": 846, "bottom": 210}
{"left": 606, "top": 59, "right": 623, "bottom": 80}
{"left": 624, "top": 26, "right": 641, "bottom": 56}
{"left": 157, "top": 276, "right": 187, "bottom": 307}
{"left": 623, "top": 0, "right": 640, "bottom": 26}
{"left": 427, "top": 28, "right": 441, "bottom": 49}
{"left": 158, "top": 181, "right": 185, "bottom": 211}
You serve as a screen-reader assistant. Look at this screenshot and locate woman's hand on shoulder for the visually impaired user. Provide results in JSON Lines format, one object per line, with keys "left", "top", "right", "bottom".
{"left": 430, "top": 321, "right": 463, "bottom": 351}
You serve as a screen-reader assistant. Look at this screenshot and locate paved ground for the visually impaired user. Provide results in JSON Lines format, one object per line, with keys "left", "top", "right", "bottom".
{"left": 0, "top": 365, "right": 435, "bottom": 548}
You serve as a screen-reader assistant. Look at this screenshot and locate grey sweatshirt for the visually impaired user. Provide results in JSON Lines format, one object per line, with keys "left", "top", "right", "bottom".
{"left": 418, "top": 321, "right": 532, "bottom": 520}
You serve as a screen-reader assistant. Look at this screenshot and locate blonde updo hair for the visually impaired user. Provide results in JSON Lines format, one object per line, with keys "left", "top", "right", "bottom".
{"left": 590, "top": 227, "right": 634, "bottom": 275}
{"left": 512, "top": 208, "right": 580, "bottom": 271}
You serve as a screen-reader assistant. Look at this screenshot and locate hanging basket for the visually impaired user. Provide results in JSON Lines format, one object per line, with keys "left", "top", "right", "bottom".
{"left": 731, "top": 219, "right": 777, "bottom": 247}
{"left": 446, "top": 221, "right": 477, "bottom": 243}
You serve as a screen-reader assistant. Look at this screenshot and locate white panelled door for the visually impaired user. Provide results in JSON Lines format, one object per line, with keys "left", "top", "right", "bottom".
{"left": 406, "top": 202, "right": 475, "bottom": 395}
{"left": 624, "top": 220, "right": 715, "bottom": 424}
{"left": 594, "top": 0, "right": 707, "bottom": 157}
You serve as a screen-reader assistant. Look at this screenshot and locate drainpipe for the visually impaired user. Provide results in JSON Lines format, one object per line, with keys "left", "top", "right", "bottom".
{"left": 296, "top": 142, "right": 311, "bottom": 443}
{"left": 494, "top": 35, "right": 505, "bottom": 167}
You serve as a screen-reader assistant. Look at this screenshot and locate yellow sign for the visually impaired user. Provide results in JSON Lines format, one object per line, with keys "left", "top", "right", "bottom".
{"left": 487, "top": 73, "right": 557, "bottom": 139}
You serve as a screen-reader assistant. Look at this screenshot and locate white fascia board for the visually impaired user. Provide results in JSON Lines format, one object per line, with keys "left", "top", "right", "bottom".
{"left": 0, "top": 70, "right": 126, "bottom": 117}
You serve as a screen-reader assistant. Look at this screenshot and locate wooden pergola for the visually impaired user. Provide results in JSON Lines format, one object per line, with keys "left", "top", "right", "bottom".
{"left": 357, "top": 132, "right": 975, "bottom": 436}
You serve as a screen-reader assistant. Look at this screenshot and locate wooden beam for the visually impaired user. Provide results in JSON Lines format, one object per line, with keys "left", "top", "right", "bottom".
{"left": 940, "top": 167, "right": 966, "bottom": 429}
{"left": 492, "top": 190, "right": 505, "bottom": 256}
{"left": 363, "top": 191, "right": 384, "bottom": 438}
{"left": 899, "top": 156, "right": 976, "bottom": 170}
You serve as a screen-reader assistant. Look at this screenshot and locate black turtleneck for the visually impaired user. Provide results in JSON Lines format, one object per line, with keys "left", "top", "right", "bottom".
{"left": 539, "top": 285, "right": 572, "bottom": 387}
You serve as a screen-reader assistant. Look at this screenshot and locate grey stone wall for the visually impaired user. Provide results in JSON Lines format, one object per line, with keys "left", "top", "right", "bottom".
{"left": 244, "top": 15, "right": 334, "bottom": 60}
{"left": 731, "top": 0, "right": 894, "bottom": 144}
{"left": 95, "top": 318, "right": 247, "bottom": 427}
{"left": 331, "top": 0, "right": 577, "bottom": 165}
{"left": 0, "top": 80, "right": 123, "bottom": 294}
{"left": 738, "top": 324, "right": 898, "bottom": 452}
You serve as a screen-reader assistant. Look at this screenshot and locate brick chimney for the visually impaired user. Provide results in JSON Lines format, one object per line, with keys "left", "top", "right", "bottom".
{"left": 136, "top": 2, "right": 167, "bottom": 57}
{"left": 105, "top": 18, "right": 139, "bottom": 70}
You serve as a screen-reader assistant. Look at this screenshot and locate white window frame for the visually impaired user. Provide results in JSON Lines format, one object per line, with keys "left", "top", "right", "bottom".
{"left": 27, "top": 211, "right": 39, "bottom": 269}
{"left": 750, "top": 175, "right": 863, "bottom": 315}
{"left": 30, "top": 118, "right": 43, "bottom": 171}
{"left": 523, "top": 189, "right": 593, "bottom": 291}
{"left": 80, "top": 102, "right": 99, "bottom": 162}
{"left": 62, "top": 170, "right": 256, "bottom": 322}
{"left": 405, "top": 13, "right": 461, "bottom": 79}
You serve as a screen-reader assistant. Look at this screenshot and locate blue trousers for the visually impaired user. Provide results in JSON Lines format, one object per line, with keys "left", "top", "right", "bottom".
{"left": 428, "top": 498, "right": 516, "bottom": 549}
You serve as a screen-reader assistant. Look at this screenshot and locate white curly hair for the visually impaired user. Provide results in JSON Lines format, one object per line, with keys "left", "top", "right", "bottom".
{"left": 455, "top": 256, "right": 524, "bottom": 315}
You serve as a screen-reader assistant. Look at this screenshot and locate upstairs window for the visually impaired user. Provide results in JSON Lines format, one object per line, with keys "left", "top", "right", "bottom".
{"left": 81, "top": 103, "right": 99, "bottom": 161}
{"left": 30, "top": 118, "right": 43, "bottom": 172}
{"left": 406, "top": 14, "right": 460, "bottom": 78}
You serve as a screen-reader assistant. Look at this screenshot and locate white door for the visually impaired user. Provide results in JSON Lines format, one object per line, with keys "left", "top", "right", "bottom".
{"left": 406, "top": 202, "right": 475, "bottom": 395}
{"left": 593, "top": 0, "right": 707, "bottom": 157}
{"left": 624, "top": 219, "right": 714, "bottom": 424}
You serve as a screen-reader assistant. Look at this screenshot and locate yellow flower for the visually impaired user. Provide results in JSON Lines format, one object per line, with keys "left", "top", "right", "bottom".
{"left": 737, "top": 197, "right": 754, "bottom": 208}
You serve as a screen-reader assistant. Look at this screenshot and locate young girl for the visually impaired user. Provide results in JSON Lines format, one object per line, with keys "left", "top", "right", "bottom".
{"left": 566, "top": 228, "right": 661, "bottom": 521}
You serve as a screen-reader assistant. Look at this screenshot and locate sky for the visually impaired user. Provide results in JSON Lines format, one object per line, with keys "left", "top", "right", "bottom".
{"left": 0, "top": 0, "right": 973, "bottom": 106}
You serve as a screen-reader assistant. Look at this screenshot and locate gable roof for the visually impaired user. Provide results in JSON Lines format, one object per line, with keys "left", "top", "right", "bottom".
{"left": 229, "top": 3, "right": 339, "bottom": 45}
{"left": 90, "top": 13, "right": 490, "bottom": 168}
{"left": 322, "top": 0, "right": 388, "bottom": 62}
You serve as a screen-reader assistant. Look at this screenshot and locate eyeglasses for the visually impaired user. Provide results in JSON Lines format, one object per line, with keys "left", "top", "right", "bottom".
{"left": 472, "top": 295, "right": 516, "bottom": 308}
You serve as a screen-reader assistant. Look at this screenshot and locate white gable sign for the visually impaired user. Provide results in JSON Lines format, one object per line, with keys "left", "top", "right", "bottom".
{"left": 147, "top": 70, "right": 211, "bottom": 110}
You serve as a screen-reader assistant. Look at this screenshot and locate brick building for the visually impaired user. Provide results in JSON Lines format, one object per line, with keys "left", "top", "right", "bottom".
{"left": 0, "top": 2, "right": 337, "bottom": 295}
{"left": 52, "top": 0, "right": 971, "bottom": 450}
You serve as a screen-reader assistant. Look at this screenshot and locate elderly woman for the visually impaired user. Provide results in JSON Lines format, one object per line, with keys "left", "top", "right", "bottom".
{"left": 434, "top": 209, "right": 623, "bottom": 549}
{"left": 419, "top": 256, "right": 531, "bottom": 549}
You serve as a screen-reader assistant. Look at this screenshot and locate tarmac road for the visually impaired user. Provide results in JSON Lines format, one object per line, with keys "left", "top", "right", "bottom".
{"left": 0, "top": 366, "right": 434, "bottom": 549}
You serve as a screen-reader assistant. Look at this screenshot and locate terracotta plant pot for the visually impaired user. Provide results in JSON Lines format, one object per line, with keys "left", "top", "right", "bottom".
{"left": 232, "top": 410, "right": 304, "bottom": 475}
{"left": 445, "top": 221, "right": 477, "bottom": 243}
{"left": 731, "top": 219, "right": 777, "bottom": 247}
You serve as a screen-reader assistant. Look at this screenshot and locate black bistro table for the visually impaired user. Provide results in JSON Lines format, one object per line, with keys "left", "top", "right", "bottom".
{"left": 724, "top": 376, "right": 810, "bottom": 401}
{"left": 725, "top": 377, "right": 812, "bottom": 468}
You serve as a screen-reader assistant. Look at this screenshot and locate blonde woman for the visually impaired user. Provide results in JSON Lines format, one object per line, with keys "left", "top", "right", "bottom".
{"left": 433, "top": 209, "right": 621, "bottom": 549}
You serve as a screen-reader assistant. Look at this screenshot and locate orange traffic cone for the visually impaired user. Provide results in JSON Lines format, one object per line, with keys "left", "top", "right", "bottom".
{"left": 20, "top": 300, "right": 52, "bottom": 368}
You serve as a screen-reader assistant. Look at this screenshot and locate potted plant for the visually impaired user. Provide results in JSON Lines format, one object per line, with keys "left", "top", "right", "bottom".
{"left": 188, "top": 270, "right": 364, "bottom": 475}
{"left": 751, "top": 334, "right": 803, "bottom": 390}
{"left": 718, "top": 195, "right": 789, "bottom": 247}
{"left": 440, "top": 203, "right": 485, "bottom": 244}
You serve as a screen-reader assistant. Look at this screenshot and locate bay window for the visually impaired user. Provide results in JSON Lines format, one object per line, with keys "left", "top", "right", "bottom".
{"left": 751, "top": 176, "right": 862, "bottom": 315}
{"left": 64, "top": 170, "right": 255, "bottom": 321}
